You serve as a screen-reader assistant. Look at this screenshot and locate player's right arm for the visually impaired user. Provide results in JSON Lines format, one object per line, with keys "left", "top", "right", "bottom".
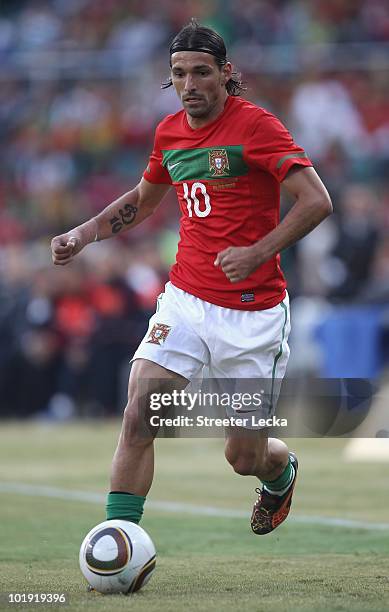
{"left": 51, "top": 178, "right": 170, "bottom": 266}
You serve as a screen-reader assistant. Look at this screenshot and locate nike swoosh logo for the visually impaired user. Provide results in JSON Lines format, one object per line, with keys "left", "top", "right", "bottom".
{"left": 167, "top": 161, "right": 182, "bottom": 171}
{"left": 235, "top": 409, "right": 258, "bottom": 414}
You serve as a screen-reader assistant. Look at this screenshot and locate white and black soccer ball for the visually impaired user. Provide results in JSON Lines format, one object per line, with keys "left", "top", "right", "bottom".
{"left": 79, "top": 520, "right": 156, "bottom": 594}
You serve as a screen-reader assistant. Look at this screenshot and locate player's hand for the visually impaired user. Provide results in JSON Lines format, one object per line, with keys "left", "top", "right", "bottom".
{"left": 51, "top": 230, "right": 84, "bottom": 266}
{"left": 214, "top": 245, "right": 261, "bottom": 283}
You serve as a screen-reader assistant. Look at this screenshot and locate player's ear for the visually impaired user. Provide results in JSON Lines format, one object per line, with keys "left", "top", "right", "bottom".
{"left": 221, "top": 62, "right": 232, "bottom": 86}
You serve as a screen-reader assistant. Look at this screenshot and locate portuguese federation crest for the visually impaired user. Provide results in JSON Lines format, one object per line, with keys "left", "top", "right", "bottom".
{"left": 209, "top": 149, "right": 230, "bottom": 176}
{"left": 146, "top": 323, "right": 171, "bottom": 345}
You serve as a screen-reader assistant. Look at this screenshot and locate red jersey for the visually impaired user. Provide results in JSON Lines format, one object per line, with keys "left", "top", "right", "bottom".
{"left": 143, "top": 96, "right": 312, "bottom": 310}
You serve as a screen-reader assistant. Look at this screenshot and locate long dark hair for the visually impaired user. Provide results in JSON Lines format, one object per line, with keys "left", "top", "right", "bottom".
{"left": 161, "top": 19, "right": 245, "bottom": 96}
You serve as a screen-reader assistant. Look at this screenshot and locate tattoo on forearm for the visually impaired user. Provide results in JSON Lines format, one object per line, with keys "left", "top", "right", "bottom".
{"left": 110, "top": 204, "right": 138, "bottom": 234}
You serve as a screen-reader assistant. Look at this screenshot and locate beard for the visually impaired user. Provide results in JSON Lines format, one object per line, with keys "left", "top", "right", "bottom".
{"left": 182, "top": 96, "right": 218, "bottom": 119}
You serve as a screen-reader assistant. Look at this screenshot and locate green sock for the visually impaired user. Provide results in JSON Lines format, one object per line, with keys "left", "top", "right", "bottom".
{"left": 262, "top": 458, "right": 294, "bottom": 496}
{"left": 106, "top": 491, "right": 146, "bottom": 524}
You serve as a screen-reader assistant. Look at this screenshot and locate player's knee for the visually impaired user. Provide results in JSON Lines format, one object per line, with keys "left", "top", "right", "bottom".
{"left": 121, "top": 403, "right": 152, "bottom": 448}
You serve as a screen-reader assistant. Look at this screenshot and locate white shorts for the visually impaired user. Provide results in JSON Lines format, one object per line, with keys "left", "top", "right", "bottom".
{"left": 132, "top": 282, "right": 290, "bottom": 424}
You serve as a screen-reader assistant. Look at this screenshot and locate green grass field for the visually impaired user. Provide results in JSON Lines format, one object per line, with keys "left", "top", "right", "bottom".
{"left": 0, "top": 422, "right": 388, "bottom": 611}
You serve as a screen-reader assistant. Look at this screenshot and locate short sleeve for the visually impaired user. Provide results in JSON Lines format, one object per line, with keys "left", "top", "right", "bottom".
{"left": 143, "top": 125, "right": 172, "bottom": 185}
{"left": 246, "top": 111, "right": 312, "bottom": 182}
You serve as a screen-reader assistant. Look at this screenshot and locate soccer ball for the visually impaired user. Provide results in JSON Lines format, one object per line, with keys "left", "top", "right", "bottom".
{"left": 79, "top": 520, "right": 156, "bottom": 594}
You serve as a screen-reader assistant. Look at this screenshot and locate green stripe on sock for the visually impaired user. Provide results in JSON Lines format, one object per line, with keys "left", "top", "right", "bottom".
{"left": 106, "top": 492, "right": 146, "bottom": 524}
{"left": 262, "top": 457, "right": 293, "bottom": 491}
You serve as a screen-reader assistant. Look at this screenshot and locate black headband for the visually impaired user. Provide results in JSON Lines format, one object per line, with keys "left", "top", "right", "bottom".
{"left": 170, "top": 46, "right": 226, "bottom": 62}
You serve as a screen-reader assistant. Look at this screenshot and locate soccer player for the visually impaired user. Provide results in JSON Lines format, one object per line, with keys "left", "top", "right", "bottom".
{"left": 51, "top": 20, "right": 332, "bottom": 535}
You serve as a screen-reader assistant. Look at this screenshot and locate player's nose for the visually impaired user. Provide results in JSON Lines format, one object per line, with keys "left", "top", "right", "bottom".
{"left": 184, "top": 73, "right": 196, "bottom": 92}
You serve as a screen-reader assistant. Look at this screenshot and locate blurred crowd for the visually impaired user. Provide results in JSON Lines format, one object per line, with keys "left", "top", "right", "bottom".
{"left": 1, "top": 0, "right": 388, "bottom": 417}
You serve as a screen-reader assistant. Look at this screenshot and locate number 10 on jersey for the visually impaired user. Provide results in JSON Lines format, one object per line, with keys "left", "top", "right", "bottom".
{"left": 183, "top": 182, "right": 211, "bottom": 218}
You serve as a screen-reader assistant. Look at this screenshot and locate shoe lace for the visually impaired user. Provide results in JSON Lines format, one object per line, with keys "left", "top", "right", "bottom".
{"left": 254, "top": 486, "right": 277, "bottom": 507}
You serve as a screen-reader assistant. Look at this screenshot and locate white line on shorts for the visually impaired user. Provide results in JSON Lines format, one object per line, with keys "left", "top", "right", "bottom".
{"left": 0, "top": 481, "right": 388, "bottom": 531}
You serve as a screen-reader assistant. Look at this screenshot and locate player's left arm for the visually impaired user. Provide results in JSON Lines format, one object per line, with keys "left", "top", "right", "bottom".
{"left": 214, "top": 166, "right": 332, "bottom": 283}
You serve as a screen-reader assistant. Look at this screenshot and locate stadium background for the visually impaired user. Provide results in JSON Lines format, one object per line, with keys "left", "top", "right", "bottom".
{"left": 0, "top": 2, "right": 389, "bottom": 610}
